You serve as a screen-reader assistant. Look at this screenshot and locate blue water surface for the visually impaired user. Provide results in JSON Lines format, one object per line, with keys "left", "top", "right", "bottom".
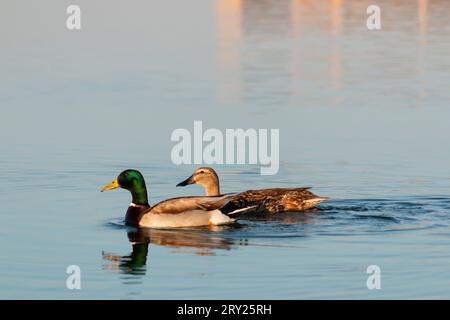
{"left": 1, "top": 0, "right": 450, "bottom": 299}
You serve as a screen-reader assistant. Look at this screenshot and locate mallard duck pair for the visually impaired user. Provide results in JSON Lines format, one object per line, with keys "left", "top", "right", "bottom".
{"left": 101, "top": 168, "right": 329, "bottom": 228}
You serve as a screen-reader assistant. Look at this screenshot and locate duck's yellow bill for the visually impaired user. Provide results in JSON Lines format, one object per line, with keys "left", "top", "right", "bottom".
{"left": 101, "top": 179, "right": 120, "bottom": 192}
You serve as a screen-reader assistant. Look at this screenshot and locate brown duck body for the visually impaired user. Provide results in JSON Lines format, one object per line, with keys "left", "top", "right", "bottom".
{"left": 177, "top": 167, "right": 330, "bottom": 214}
{"left": 225, "top": 188, "right": 329, "bottom": 214}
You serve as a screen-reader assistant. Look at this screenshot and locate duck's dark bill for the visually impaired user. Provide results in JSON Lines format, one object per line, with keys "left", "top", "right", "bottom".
{"left": 176, "top": 175, "right": 195, "bottom": 187}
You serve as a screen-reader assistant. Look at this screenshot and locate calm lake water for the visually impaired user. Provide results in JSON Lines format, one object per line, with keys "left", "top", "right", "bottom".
{"left": 1, "top": 0, "right": 450, "bottom": 299}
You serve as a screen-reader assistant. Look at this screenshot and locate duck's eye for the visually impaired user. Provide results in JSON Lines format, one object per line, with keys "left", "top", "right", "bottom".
{"left": 199, "top": 171, "right": 204, "bottom": 174}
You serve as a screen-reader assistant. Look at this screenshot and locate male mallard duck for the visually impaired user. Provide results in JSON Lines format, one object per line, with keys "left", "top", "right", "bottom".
{"left": 176, "top": 167, "right": 329, "bottom": 214}
{"left": 101, "top": 169, "right": 246, "bottom": 228}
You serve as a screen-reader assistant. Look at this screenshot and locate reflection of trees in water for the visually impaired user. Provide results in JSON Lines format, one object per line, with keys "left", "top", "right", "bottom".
{"left": 216, "top": 0, "right": 433, "bottom": 105}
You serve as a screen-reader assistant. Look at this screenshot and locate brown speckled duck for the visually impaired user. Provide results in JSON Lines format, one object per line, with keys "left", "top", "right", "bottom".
{"left": 176, "top": 167, "right": 329, "bottom": 214}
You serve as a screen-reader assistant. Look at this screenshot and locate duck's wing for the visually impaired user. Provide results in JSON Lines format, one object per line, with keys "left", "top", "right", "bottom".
{"left": 231, "top": 188, "right": 329, "bottom": 213}
{"left": 237, "top": 188, "right": 315, "bottom": 202}
{"left": 149, "top": 195, "right": 233, "bottom": 215}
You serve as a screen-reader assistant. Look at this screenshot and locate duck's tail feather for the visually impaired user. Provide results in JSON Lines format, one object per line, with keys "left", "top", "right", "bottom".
{"left": 226, "top": 205, "right": 258, "bottom": 216}
{"left": 308, "top": 196, "right": 331, "bottom": 202}
{"left": 302, "top": 197, "right": 331, "bottom": 208}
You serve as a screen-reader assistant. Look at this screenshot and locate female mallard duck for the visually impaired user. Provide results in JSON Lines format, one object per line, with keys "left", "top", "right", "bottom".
{"left": 176, "top": 167, "right": 329, "bottom": 214}
{"left": 101, "top": 169, "right": 247, "bottom": 228}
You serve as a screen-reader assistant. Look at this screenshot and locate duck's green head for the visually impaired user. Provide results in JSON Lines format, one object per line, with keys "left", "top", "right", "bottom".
{"left": 101, "top": 169, "right": 149, "bottom": 206}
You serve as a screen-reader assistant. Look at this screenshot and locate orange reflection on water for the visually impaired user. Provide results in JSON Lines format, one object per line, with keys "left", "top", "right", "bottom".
{"left": 417, "top": 0, "right": 428, "bottom": 101}
{"left": 216, "top": 0, "right": 242, "bottom": 103}
{"left": 290, "top": 0, "right": 303, "bottom": 38}
{"left": 290, "top": 0, "right": 303, "bottom": 97}
{"left": 329, "top": 0, "right": 342, "bottom": 91}
{"left": 330, "top": 0, "right": 343, "bottom": 35}
{"left": 418, "top": 0, "right": 428, "bottom": 36}
{"left": 215, "top": 0, "right": 430, "bottom": 105}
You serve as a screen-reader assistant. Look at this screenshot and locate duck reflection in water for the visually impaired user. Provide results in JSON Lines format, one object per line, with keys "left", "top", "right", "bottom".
{"left": 102, "top": 226, "right": 237, "bottom": 276}
{"left": 102, "top": 209, "right": 320, "bottom": 276}
{"left": 102, "top": 229, "right": 150, "bottom": 276}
